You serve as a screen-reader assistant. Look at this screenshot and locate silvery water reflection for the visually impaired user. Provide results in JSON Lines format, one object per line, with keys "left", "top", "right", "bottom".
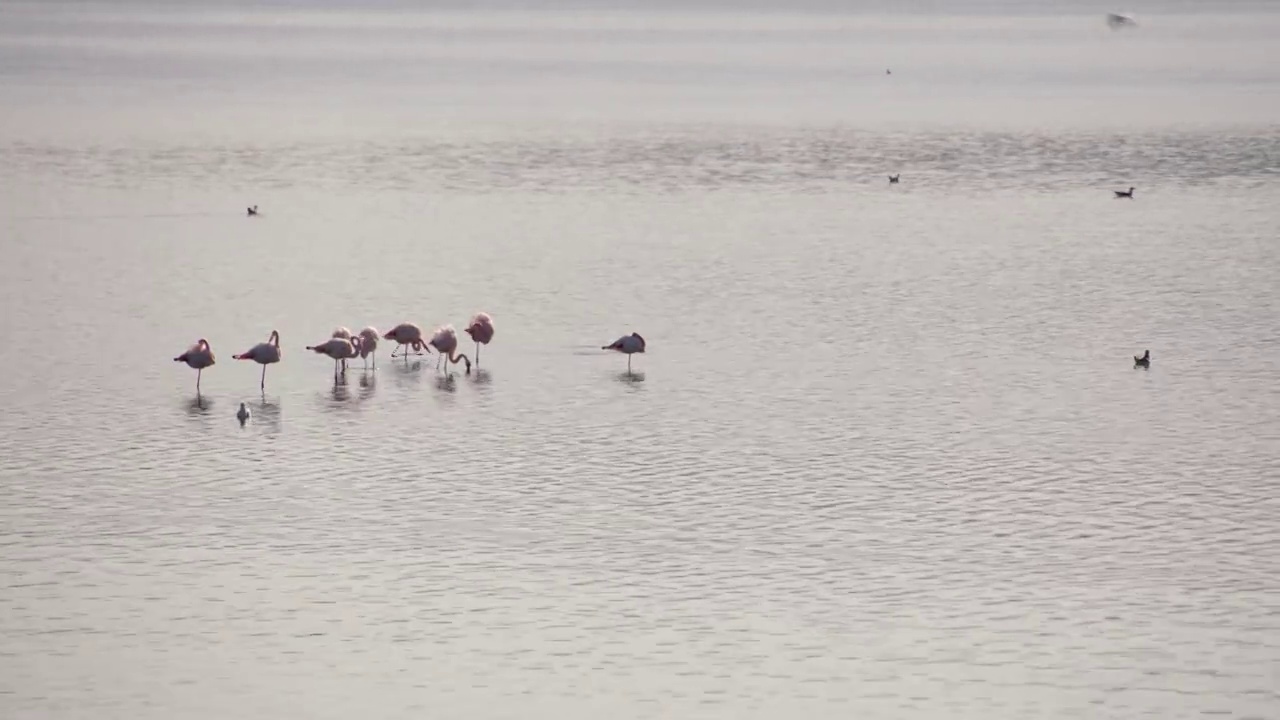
{"left": 1, "top": 3, "right": 1278, "bottom": 720}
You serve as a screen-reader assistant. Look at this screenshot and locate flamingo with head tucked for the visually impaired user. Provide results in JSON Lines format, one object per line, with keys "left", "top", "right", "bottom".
{"left": 603, "top": 332, "right": 646, "bottom": 373}
{"left": 174, "top": 338, "right": 215, "bottom": 393}
{"left": 356, "top": 327, "right": 380, "bottom": 369}
{"left": 463, "top": 312, "right": 494, "bottom": 365}
{"left": 233, "top": 330, "right": 282, "bottom": 391}
{"left": 331, "top": 327, "right": 353, "bottom": 371}
{"left": 429, "top": 325, "right": 472, "bottom": 375}
{"left": 383, "top": 322, "right": 429, "bottom": 361}
{"left": 307, "top": 335, "right": 359, "bottom": 378}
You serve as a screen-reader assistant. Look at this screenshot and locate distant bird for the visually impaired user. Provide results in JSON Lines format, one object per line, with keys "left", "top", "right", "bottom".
{"left": 247, "top": 205, "right": 258, "bottom": 216}
{"left": 233, "top": 330, "right": 282, "bottom": 391}
{"left": 1114, "top": 186, "right": 1135, "bottom": 199}
{"left": 306, "top": 335, "right": 359, "bottom": 377}
{"left": 603, "top": 332, "right": 646, "bottom": 373}
{"left": 888, "top": 174, "right": 900, "bottom": 184}
{"left": 1134, "top": 349, "right": 1150, "bottom": 368}
{"left": 174, "top": 338, "right": 215, "bottom": 393}
{"left": 428, "top": 325, "right": 472, "bottom": 375}
{"left": 463, "top": 312, "right": 495, "bottom": 365}
{"left": 356, "top": 326, "right": 380, "bottom": 369}
{"left": 237, "top": 402, "right": 251, "bottom": 424}
{"left": 886, "top": 69, "right": 891, "bottom": 75}
{"left": 1107, "top": 13, "right": 1137, "bottom": 29}
{"left": 383, "top": 322, "right": 429, "bottom": 360}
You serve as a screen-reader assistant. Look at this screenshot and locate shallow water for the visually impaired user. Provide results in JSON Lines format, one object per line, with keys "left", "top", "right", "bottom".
{"left": 1, "top": 3, "right": 1278, "bottom": 719}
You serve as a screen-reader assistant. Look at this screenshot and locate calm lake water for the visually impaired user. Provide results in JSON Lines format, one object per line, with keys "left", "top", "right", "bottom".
{"left": 1, "top": 2, "right": 1278, "bottom": 718}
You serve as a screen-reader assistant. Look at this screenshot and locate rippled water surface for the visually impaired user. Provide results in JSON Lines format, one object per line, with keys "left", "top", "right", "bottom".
{"left": 1, "top": 3, "right": 1278, "bottom": 719}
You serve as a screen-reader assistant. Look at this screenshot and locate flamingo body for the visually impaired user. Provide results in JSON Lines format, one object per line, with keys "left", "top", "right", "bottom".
{"left": 307, "top": 336, "right": 359, "bottom": 376}
{"left": 463, "top": 312, "right": 494, "bottom": 364}
{"left": 603, "top": 332, "right": 646, "bottom": 372}
{"left": 429, "top": 325, "right": 472, "bottom": 374}
{"left": 174, "top": 338, "right": 215, "bottom": 392}
{"left": 357, "top": 327, "right": 380, "bottom": 369}
{"left": 384, "top": 322, "right": 428, "bottom": 359}
{"left": 233, "top": 330, "right": 282, "bottom": 390}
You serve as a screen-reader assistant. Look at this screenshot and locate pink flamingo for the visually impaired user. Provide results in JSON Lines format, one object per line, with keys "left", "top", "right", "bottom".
{"left": 356, "top": 327, "right": 380, "bottom": 369}
{"left": 174, "top": 338, "right": 215, "bottom": 393}
{"left": 428, "top": 325, "right": 472, "bottom": 375}
{"left": 603, "top": 332, "right": 646, "bottom": 373}
{"left": 383, "top": 322, "right": 429, "bottom": 361}
{"left": 306, "top": 335, "right": 359, "bottom": 378}
{"left": 233, "top": 330, "right": 282, "bottom": 391}
{"left": 463, "top": 312, "right": 495, "bottom": 365}
{"left": 331, "top": 326, "right": 353, "bottom": 372}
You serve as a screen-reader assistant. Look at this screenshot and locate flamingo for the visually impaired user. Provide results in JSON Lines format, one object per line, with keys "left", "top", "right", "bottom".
{"left": 463, "top": 312, "right": 494, "bottom": 365}
{"left": 237, "top": 402, "right": 251, "bottom": 424}
{"left": 428, "top": 325, "right": 472, "bottom": 375}
{"left": 306, "top": 335, "right": 359, "bottom": 378}
{"left": 331, "top": 326, "right": 353, "bottom": 372}
{"left": 1134, "top": 349, "right": 1150, "bottom": 368}
{"left": 383, "top": 322, "right": 429, "bottom": 361}
{"left": 233, "top": 330, "right": 282, "bottom": 391}
{"left": 603, "top": 332, "right": 646, "bottom": 373}
{"left": 356, "top": 326, "right": 380, "bottom": 369}
{"left": 174, "top": 338, "right": 215, "bottom": 393}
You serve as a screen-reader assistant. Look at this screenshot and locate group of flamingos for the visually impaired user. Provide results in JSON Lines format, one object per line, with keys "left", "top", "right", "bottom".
{"left": 173, "top": 311, "right": 648, "bottom": 394}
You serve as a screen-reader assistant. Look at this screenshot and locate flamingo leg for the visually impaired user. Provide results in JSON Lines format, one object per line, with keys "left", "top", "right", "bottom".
{"left": 476, "top": 343, "right": 480, "bottom": 365}
{"left": 260, "top": 364, "right": 267, "bottom": 391}
{"left": 628, "top": 355, "right": 632, "bottom": 373}
{"left": 196, "top": 368, "right": 202, "bottom": 393}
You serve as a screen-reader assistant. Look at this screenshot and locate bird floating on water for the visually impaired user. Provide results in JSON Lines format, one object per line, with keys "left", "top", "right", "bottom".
{"left": 1134, "top": 349, "right": 1150, "bottom": 368}
{"left": 247, "top": 205, "right": 258, "bottom": 216}
{"left": 888, "top": 174, "right": 900, "bottom": 184}
{"left": 603, "top": 332, "right": 646, "bottom": 373}
{"left": 237, "top": 402, "right": 251, "bottom": 424}
{"left": 1114, "top": 186, "right": 1134, "bottom": 199}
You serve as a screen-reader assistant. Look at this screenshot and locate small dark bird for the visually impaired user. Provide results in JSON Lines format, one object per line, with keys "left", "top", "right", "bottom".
{"left": 1114, "top": 187, "right": 1134, "bottom": 199}
{"left": 886, "top": 69, "right": 891, "bottom": 75}
{"left": 888, "top": 174, "right": 900, "bottom": 184}
{"left": 247, "top": 205, "right": 259, "bottom": 216}
{"left": 1134, "top": 349, "right": 1150, "bottom": 368}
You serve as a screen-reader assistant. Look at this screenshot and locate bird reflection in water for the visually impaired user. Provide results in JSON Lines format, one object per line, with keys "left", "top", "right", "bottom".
{"left": 435, "top": 374, "right": 459, "bottom": 393}
{"left": 615, "top": 371, "right": 646, "bottom": 386}
{"left": 184, "top": 395, "right": 214, "bottom": 415}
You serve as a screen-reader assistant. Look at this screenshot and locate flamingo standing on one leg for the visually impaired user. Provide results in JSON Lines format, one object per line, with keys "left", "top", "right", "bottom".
{"left": 174, "top": 338, "right": 215, "bottom": 393}
{"left": 306, "top": 335, "right": 359, "bottom": 379}
{"left": 357, "top": 327, "right": 380, "bottom": 370}
{"left": 233, "top": 330, "right": 282, "bottom": 391}
{"left": 603, "top": 332, "right": 646, "bottom": 373}
{"left": 383, "top": 322, "right": 429, "bottom": 361}
{"left": 428, "top": 325, "right": 472, "bottom": 375}
{"left": 463, "top": 312, "right": 494, "bottom": 366}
